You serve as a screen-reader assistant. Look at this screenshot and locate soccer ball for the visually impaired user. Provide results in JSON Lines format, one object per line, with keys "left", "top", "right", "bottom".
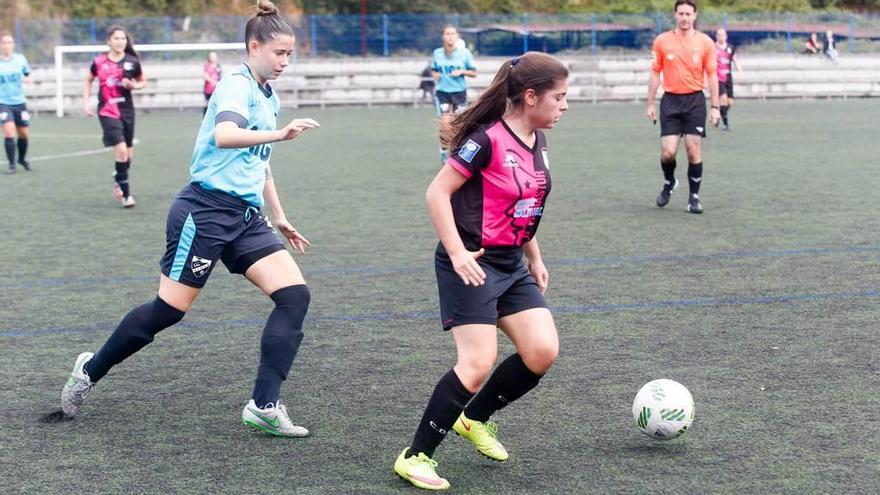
{"left": 632, "top": 379, "right": 695, "bottom": 440}
{"left": 455, "top": 38, "right": 466, "bottom": 50}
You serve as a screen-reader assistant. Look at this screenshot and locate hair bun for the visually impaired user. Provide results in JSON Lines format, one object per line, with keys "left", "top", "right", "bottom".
{"left": 254, "top": 0, "right": 279, "bottom": 16}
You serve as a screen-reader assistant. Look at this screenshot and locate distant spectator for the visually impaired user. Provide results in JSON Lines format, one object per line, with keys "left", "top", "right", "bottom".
{"left": 803, "top": 33, "right": 820, "bottom": 55}
{"left": 823, "top": 30, "right": 839, "bottom": 64}
{"left": 418, "top": 63, "right": 435, "bottom": 102}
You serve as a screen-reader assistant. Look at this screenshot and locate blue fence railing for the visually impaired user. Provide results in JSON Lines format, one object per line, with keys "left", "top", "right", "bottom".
{"left": 15, "top": 12, "right": 880, "bottom": 64}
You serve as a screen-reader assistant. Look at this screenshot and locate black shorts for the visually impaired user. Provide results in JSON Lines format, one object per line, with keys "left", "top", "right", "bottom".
{"left": 0, "top": 103, "right": 30, "bottom": 127}
{"left": 435, "top": 244, "right": 546, "bottom": 330}
{"left": 660, "top": 91, "right": 707, "bottom": 137}
{"left": 719, "top": 78, "right": 734, "bottom": 98}
{"left": 436, "top": 91, "right": 468, "bottom": 114}
{"left": 99, "top": 115, "right": 135, "bottom": 147}
{"left": 159, "top": 183, "right": 286, "bottom": 289}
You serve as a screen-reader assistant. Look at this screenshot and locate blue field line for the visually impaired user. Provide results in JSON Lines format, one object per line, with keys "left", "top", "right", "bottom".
{"left": 2, "top": 244, "right": 878, "bottom": 291}
{"left": 2, "top": 288, "right": 877, "bottom": 338}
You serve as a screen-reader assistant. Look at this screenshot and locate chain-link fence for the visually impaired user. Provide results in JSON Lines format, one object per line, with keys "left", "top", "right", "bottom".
{"left": 15, "top": 12, "right": 880, "bottom": 63}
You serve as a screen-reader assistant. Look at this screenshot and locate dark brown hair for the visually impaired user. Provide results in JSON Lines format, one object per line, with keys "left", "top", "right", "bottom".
{"left": 245, "top": 0, "right": 295, "bottom": 48}
{"left": 449, "top": 52, "right": 568, "bottom": 150}
{"left": 106, "top": 26, "right": 138, "bottom": 59}
{"left": 675, "top": 0, "right": 697, "bottom": 12}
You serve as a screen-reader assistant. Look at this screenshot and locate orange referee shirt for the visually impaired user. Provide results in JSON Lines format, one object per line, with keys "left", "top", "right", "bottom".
{"left": 651, "top": 30, "right": 717, "bottom": 94}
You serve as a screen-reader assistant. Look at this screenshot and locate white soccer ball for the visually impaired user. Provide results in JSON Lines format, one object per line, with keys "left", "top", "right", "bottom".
{"left": 632, "top": 379, "right": 695, "bottom": 440}
{"left": 455, "top": 38, "right": 466, "bottom": 51}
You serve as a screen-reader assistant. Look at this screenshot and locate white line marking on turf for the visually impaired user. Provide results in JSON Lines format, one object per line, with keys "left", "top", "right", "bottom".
{"left": 27, "top": 138, "right": 142, "bottom": 162}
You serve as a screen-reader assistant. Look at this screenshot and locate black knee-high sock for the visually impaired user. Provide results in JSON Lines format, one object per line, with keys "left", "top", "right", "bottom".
{"left": 252, "top": 285, "right": 310, "bottom": 408}
{"left": 409, "top": 369, "right": 474, "bottom": 458}
{"left": 463, "top": 354, "right": 543, "bottom": 422}
{"left": 114, "top": 161, "right": 130, "bottom": 198}
{"left": 688, "top": 162, "right": 703, "bottom": 196}
{"left": 16, "top": 138, "right": 27, "bottom": 162}
{"left": 4, "top": 138, "right": 14, "bottom": 165}
{"left": 84, "top": 297, "right": 186, "bottom": 383}
{"left": 661, "top": 158, "right": 676, "bottom": 185}
{"left": 720, "top": 105, "right": 730, "bottom": 126}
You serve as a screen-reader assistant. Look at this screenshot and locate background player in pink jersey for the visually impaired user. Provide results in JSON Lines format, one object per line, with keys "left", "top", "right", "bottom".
{"left": 203, "top": 51, "right": 222, "bottom": 115}
{"left": 82, "top": 26, "right": 146, "bottom": 208}
{"left": 715, "top": 28, "right": 742, "bottom": 131}
{"left": 393, "top": 51, "right": 568, "bottom": 491}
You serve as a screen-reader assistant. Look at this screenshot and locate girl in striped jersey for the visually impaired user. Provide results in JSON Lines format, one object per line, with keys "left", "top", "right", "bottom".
{"left": 83, "top": 26, "right": 146, "bottom": 208}
{"left": 394, "top": 52, "right": 569, "bottom": 491}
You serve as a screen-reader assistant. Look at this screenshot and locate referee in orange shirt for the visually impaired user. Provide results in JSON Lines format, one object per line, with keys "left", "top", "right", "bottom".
{"left": 646, "top": 0, "right": 720, "bottom": 214}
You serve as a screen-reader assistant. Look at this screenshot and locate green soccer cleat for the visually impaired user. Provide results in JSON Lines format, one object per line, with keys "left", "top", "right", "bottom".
{"left": 242, "top": 399, "right": 309, "bottom": 437}
{"left": 394, "top": 448, "right": 450, "bottom": 490}
{"left": 452, "top": 413, "right": 509, "bottom": 462}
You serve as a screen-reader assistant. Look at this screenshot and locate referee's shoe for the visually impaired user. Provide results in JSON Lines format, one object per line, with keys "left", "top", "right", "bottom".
{"left": 656, "top": 178, "right": 679, "bottom": 207}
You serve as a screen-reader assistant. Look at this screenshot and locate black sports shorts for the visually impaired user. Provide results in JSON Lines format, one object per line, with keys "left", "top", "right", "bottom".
{"left": 159, "top": 183, "right": 285, "bottom": 288}
{"left": 0, "top": 103, "right": 30, "bottom": 127}
{"left": 660, "top": 91, "right": 707, "bottom": 137}
{"left": 434, "top": 243, "right": 546, "bottom": 331}
{"left": 436, "top": 90, "right": 468, "bottom": 114}
{"left": 100, "top": 115, "right": 135, "bottom": 147}
{"left": 719, "top": 77, "right": 734, "bottom": 98}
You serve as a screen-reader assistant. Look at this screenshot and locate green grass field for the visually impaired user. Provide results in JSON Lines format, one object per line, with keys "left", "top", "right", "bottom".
{"left": 1, "top": 99, "right": 878, "bottom": 494}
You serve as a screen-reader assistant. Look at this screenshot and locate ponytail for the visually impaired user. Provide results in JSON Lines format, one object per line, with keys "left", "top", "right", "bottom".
{"left": 449, "top": 52, "right": 568, "bottom": 151}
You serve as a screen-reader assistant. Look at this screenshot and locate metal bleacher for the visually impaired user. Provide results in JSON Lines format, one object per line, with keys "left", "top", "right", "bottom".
{"left": 24, "top": 54, "right": 880, "bottom": 116}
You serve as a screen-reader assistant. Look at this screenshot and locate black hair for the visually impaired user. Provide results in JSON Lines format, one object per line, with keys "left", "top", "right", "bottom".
{"left": 449, "top": 52, "right": 568, "bottom": 150}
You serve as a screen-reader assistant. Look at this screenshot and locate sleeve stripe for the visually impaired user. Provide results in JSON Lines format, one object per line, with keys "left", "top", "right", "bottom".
{"left": 215, "top": 111, "right": 248, "bottom": 128}
{"left": 448, "top": 159, "right": 473, "bottom": 178}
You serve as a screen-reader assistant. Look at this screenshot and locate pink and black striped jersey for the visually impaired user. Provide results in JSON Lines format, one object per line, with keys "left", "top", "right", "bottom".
{"left": 447, "top": 120, "right": 552, "bottom": 251}
{"left": 90, "top": 53, "right": 143, "bottom": 120}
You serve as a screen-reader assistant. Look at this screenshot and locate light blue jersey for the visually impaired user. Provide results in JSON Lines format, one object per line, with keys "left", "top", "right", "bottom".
{"left": 190, "top": 64, "right": 280, "bottom": 207}
{"left": 0, "top": 53, "right": 31, "bottom": 105}
{"left": 431, "top": 46, "right": 475, "bottom": 94}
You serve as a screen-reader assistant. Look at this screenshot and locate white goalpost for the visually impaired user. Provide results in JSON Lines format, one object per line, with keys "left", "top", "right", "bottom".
{"left": 53, "top": 42, "right": 245, "bottom": 117}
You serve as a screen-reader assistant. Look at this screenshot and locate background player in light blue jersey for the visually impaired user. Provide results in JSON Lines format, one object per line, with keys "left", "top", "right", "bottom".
{"left": 0, "top": 31, "right": 33, "bottom": 174}
{"left": 432, "top": 26, "right": 476, "bottom": 163}
{"left": 59, "top": 0, "right": 321, "bottom": 438}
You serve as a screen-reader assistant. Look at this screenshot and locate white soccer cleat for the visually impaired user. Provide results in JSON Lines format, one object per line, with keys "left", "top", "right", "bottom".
{"left": 61, "top": 352, "right": 95, "bottom": 417}
{"left": 121, "top": 195, "right": 136, "bottom": 208}
{"left": 242, "top": 399, "right": 310, "bottom": 437}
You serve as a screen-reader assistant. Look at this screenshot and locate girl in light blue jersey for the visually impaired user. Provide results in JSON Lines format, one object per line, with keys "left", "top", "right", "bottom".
{"left": 432, "top": 26, "right": 476, "bottom": 164}
{"left": 60, "top": 0, "right": 321, "bottom": 438}
{"left": 0, "top": 31, "right": 33, "bottom": 174}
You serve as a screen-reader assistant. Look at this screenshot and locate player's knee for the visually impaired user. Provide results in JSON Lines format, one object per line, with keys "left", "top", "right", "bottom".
{"left": 456, "top": 354, "right": 495, "bottom": 389}
{"left": 521, "top": 341, "right": 559, "bottom": 374}
{"left": 661, "top": 149, "right": 676, "bottom": 162}
{"left": 268, "top": 284, "right": 310, "bottom": 343}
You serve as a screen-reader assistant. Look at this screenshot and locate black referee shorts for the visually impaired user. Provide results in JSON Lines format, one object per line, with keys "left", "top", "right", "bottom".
{"left": 660, "top": 91, "right": 706, "bottom": 137}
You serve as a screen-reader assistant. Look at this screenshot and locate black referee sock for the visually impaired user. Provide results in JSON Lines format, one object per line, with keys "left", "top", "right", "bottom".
{"left": 114, "top": 161, "right": 130, "bottom": 198}
{"left": 720, "top": 105, "right": 730, "bottom": 126}
{"left": 661, "top": 158, "right": 676, "bottom": 185}
{"left": 463, "top": 353, "right": 543, "bottom": 422}
{"left": 16, "top": 138, "right": 27, "bottom": 162}
{"left": 84, "top": 297, "right": 185, "bottom": 383}
{"left": 409, "top": 369, "right": 474, "bottom": 458}
{"left": 252, "top": 285, "right": 310, "bottom": 409}
{"left": 4, "top": 138, "right": 14, "bottom": 165}
{"left": 688, "top": 162, "right": 703, "bottom": 196}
